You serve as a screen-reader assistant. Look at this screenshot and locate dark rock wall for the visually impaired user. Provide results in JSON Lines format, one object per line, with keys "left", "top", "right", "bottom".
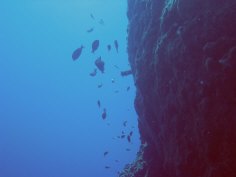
{"left": 126, "top": 0, "right": 236, "bottom": 176}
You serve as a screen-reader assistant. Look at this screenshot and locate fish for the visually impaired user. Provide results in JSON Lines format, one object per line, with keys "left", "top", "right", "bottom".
{"left": 97, "top": 100, "right": 101, "bottom": 108}
{"left": 72, "top": 45, "right": 84, "bottom": 61}
{"left": 123, "top": 121, "right": 127, "bottom": 127}
{"left": 113, "top": 65, "right": 119, "bottom": 69}
{"left": 87, "top": 27, "right": 94, "bottom": 33}
{"left": 92, "top": 40, "right": 99, "bottom": 53}
{"left": 97, "top": 83, "right": 103, "bottom": 88}
{"left": 99, "top": 19, "right": 105, "bottom": 25}
{"left": 102, "top": 108, "right": 107, "bottom": 120}
{"left": 127, "top": 86, "right": 130, "bottom": 91}
{"left": 114, "top": 40, "right": 118, "bottom": 53}
{"left": 121, "top": 135, "right": 125, "bottom": 139}
{"left": 127, "top": 135, "right": 131, "bottom": 143}
{"left": 90, "top": 13, "right": 95, "bottom": 20}
{"left": 126, "top": 148, "right": 131, "bottom": 151}
{"left": 95, "top": 56, "right": 105, "bottom": 73}
{"left": 104, "top": 151, "right": 109, "bottom": 156}
{"left": 105, "top": 166, "right": 110, "bottom": 169}
{"left": 107, "top": 44, "right": 111, "bottom": 51}
{"left": 89, "top": 69, "right": 97, "bottom": 77}
{"left": 121, "top": 70, "right": 132, "bottom": 77}
{"left": 111, "top": 79, "right": 115, "bottom": 83}
{"left": 129, "top": 131, "right": 133, "bottom": 136}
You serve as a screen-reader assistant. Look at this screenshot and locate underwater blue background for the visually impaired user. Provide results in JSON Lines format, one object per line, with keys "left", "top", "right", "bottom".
{"left": 0, "top": 0, "right": 140, "bottom": 177}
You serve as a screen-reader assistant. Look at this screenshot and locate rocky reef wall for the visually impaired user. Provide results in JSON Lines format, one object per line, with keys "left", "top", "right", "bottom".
{"left": 123, "top": 0, "right": 236, "bottom": 176}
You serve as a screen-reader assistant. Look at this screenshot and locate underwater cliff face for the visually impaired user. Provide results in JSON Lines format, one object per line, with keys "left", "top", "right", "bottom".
{"left": 124, "top": 0, "right": 236, "bottom": 176}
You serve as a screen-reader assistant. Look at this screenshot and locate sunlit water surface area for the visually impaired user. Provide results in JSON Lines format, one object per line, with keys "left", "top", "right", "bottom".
{"left": 0, "top": 0, "right": 140, "bottom": 177}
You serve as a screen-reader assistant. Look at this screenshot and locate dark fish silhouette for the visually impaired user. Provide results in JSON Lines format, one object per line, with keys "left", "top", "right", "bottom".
{"left": 99, "top": 19, "right": 104, "bottom": 25}
{"left": 104, "top": 151, "right": 109, "bottom": 156}
{"left": 105, "top": 166, "right": 110, "bottom": 169}
{"left": 92, "top": 40, "right": 99, "bottom": 53}
{"left": 102, "top": 108, "right": 107, "bottom": 120}
{"left": 127, "top": 86, "right": 130, "bottom": 91}
{"left": 121, "top": 70, "right": 132, "bottom": 77}
{"left": 97, "top": 83, "right": 103, "bottom": 88}
{"left": 87, "top": 28, "right": 94, "bottom": 33}
{"left": 123, "top": 121, "right": 127, "bottom": 127}
{"left": 114, "top": 40, "right": 118, "bottom": 53}
{"left": 72, "top": 45, "right": 84, "bottom": 61}
{"left": 129, "top": 131, "right": 133, "bottom": 136}
{"left": 95, "top": 56, "right": 105, "bottom": 73}
{"left": 107, "top": 45, "right": 111, "bottom": 51}
{"left": 90, "top": 13, "right": 95, "bottom": 20}
{"left": 97, "top": 100, "right": 101, "bottom": 108}
{"left": 121, "top": 135, "right": 125, "bottom": 139}
{"left": 113, "top": 65, "right": 119, "bottom": 69}
{"left": 89, "top": 69, "right": 97, "bottom": 77}
{"left": 126, "top": 148, "right": 131, "bottom": 151}
{"left": 127, "top": 135, "right": 131, "bottom": 143}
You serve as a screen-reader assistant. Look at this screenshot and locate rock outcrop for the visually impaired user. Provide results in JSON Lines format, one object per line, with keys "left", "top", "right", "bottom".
{"left": 121, "top": 0, "right": 236, "bottom": 176}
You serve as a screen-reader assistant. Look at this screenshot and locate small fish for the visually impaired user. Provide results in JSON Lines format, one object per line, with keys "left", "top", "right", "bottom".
{"left": 89, "top": 69, "right": 97, "bottom": 77}
{"left": 126, "top": 148, "right": 131, "bottom": 151}
{"left": 97, "top": 100, "right": 101, "bottom": 108}
{"left": 92, "top": 40, "right": 99, "bottom": 53}
{"left": 95, "top": 56, "right": 105, "bottom": 73}
{"left": 117, "top": 136, "right": 121, "bottom": 139}
{"left": 102, "top": 108, "right": 107, "bottom": 120}
{"left": 127, "top": 135, "right": 131, "bottom": 143}
{"left": 114, "top": 40, "right": 118, "bottom": 53}
{"left": 72, "top": 45, "right": 84, "bottom": 61}
{"left": 90, "top": 13, "right": 95, "bottom": 20}
{"left": 104, "top": 151, "right": 109, "bottom": 156}
{"left": 123, "top": 121, "right": 127, "bottom": 127}
{"left": 87, "top": 27, "right": 94, "bottom": 33}
{"left": 97, "top": 83, "right": 103, "bottom": 88}
{"left": 121, "top": 70, "right": 132, "bottom": 77}
{"left": 121, "top": 135, "right": 125, "bottom": 139}
{"left": 113, "top": 65, "right": 119, "bottom": 69}
{"left": 107, "top": 45, "right": 111, "bottom": 51}
{"left": 111, "top": 78, "right": 115, "bottom": 83}
{"left": 129, "top": 131, "right": 133, "bottom": 136}
{"left": 99, "top": 19, "right": 105, "bottom": 25}
{"left": 105, "top": 166, "right": 110, "bottom": 169}
{"left": 127, "top": 86, "right": 130, "bottom": 91}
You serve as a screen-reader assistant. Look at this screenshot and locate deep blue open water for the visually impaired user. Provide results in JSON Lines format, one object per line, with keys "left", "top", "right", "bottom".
{"left": 0, "top": 1, "right": 140, "bottom": 177}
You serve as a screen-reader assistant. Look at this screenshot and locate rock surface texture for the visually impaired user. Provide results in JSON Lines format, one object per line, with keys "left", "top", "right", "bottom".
{"left": 122, "top": 0, "right": 236, "bottom": 176}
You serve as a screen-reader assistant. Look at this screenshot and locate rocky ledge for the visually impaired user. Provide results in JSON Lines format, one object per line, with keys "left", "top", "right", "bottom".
{"left": 121, "top": 0, "right": 236, "bottom": 176}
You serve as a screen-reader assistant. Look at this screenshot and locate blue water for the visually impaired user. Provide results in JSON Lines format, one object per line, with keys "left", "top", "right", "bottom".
{"left": 0, "top": 1, "right": 140, "bottom": 177}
